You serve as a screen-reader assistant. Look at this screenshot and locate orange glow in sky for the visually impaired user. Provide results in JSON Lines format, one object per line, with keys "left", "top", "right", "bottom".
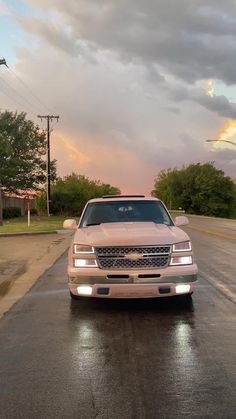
{"left": 207, "top": 80, "right": 214, "bottom": 98}
{"left": 216, "top": 120, "right": 236, "bottom": 145}
{"left": 50, "top": 131, "right": 156, "bottom": 194}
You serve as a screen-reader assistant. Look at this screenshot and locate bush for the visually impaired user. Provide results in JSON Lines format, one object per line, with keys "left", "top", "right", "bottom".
{"left": 3, "top": 207, "right": 21, "bottom": 219}
{"left": 35, "top": 174, "right": 121, "bottom": 216}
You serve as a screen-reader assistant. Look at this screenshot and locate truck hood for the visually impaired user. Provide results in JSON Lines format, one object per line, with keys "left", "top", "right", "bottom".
{"left": 73, "top": 222, "right": 190, "bottom": 246}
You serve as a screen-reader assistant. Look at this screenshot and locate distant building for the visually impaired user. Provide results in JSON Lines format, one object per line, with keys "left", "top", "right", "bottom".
{"left": 3, "top": 191, "right": 36, "bottom": 216}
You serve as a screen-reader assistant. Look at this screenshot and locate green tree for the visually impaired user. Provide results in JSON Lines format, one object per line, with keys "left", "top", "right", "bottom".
{"left": 34, "top": 191, "right": 47, "bottom": 215}
{"left": 230, "top": 181, "right": 236, "bottom": 218}
{"left": 35, "top": 173, "right": 121, "bottom": 216}
{"left": 0, "top": 110, "right": 56, "bottom": 224}
{"left": 152, "top": 162, "right": 236, "bottom": 218}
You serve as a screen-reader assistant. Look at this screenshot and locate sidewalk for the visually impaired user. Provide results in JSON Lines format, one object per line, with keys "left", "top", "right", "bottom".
{"left": 0, "top": 232, "right": 72, "bottom": 318}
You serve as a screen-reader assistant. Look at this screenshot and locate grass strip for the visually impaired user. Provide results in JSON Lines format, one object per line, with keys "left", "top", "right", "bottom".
{"left": 0, "top": 216, "right": 67, "bottom": 234}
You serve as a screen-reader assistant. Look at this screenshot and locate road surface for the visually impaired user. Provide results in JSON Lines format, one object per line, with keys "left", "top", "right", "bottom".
{"left": 186, "top": 215, "right": 236, "bottom": 302}
{"left": 0, "top": 216, "right": 236, "bottom": 419}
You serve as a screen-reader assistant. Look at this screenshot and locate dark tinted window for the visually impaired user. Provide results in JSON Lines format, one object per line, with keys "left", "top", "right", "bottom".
{"left": 80, "top": 200, "right": 173, "bottom": 227}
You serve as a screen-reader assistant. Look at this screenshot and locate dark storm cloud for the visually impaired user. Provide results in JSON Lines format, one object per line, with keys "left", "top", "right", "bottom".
{"left": 24, "top": 0, "right": 236, "bottom": 84}
{"left": 168, "top": 83, "right": 236, "bottom": 119}
{"left": 195, "top": 94, "right": 236, "bottom": 119}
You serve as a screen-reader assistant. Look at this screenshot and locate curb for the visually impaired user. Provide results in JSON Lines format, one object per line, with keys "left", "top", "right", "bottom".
{"left": 0, "top": 230, "right": 73, "bottom": 237}
{"left": 0, "top": 231, "right": 56, "bottom": 237}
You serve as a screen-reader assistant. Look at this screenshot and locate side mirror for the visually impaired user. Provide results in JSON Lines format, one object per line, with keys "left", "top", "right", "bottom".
{"left": 174, "top": 216, "right": 189, "bottom": 227}
{"left": 63, "top": 219, "right": 78, "bottom": 230}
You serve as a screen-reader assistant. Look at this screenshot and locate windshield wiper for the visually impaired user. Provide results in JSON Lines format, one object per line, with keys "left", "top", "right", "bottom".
{"left": 86, "top": 223, "right": 101, "bottom": 226}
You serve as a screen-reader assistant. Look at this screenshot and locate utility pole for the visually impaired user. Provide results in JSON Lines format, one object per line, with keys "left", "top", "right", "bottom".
{"left": 37, "top": 115, "right": 59, "bottom": 216}
{"left": 0, "top": 58, "right": 8, "bottom": 226}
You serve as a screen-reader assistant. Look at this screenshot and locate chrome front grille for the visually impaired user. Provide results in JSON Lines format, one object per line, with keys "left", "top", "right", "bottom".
{"left": 95, "top": 245, "right": 171, "bottom": 270}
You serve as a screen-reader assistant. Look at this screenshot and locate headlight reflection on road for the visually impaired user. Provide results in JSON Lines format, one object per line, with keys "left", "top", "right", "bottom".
{"left": 75, "top": 321, "right": 98, "bottom": 351}
{"left": 176, "top": 323, "right": 192, "bottom": 348}
{"left": 175, "top": 322, "right": 196, "bottom": 361}
{"left": 173, "top": 321, "right": 202, "bottom": 386}
{"left": 71, "top": 320, "right": 102, "bottom": 372}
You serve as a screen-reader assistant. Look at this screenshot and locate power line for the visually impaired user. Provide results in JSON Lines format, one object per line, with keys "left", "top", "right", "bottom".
{"left": 0, "top": 76, "right": 37, "bottom": 119}
{"left": 1, "top": 59, "right": 61, "bottom": 217}
{"left": 0, "top": 72, "right": 42, "bottom": 115}
{"left": 37, "top": 115, "right": 60, "bottom": 216}
{"left": 1, "top": 57, "right": 56, "bottom": 117}
{"left": 9, "top": 67, "right": 55, "bottom": 115}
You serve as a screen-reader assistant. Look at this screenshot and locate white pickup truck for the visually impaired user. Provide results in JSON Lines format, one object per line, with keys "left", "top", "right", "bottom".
{"left": 64, "top": 195, "right": 198, "bottom": 300}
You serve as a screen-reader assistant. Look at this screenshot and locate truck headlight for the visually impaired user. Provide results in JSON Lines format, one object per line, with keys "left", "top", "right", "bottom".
{"left": 170, "top": 256, "right": 193, "bottom": 266}
{"left": 172, "top": 241, "right": 191, "bottom": 252}
{"left": 74, "top": 244, "right": 94, "bottom": 254}
{"left": 74, "top": 259, "right": 98, "bottom": 267}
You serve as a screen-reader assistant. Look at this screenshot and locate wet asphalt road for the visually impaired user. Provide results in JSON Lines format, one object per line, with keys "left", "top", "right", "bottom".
{"left": 1, "top": 225, "right": 236, "bottom": 419}
{"left": 187, "top": 215, "right": 236, "bottom": 237}
{"left": 191, "top": 236, "right": 236, "bottom": 300}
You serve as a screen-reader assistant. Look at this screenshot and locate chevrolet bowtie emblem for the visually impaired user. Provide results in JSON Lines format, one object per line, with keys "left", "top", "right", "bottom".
{"left": 125, "top": 253, "right": 143, "bottom": 261}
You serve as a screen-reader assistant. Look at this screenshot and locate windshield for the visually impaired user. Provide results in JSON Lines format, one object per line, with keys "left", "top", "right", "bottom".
{"left": 80, "top": 200, "right": 173, "bottom": 227}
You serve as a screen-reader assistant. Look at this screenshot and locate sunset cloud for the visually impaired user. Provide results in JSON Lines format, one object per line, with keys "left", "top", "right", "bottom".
{"left": 216, "top": 120, "right": 236, "bottom": 145}
{"left": 53, "top": 134, "right": 91, "bottom": 165}
{"left": 1, "top": 0, "right": 236, "bottom": 194}
{"left": 51, "top": 132, "right": 155, "bottom": 194}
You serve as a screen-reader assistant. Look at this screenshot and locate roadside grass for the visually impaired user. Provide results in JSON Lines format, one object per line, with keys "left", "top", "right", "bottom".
{"left": 0, "top": 216, "right": 69, "bottom": 234}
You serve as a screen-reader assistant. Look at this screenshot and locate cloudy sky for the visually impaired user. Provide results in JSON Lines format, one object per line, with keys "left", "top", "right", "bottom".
{"left": 1, "top": 0, "right": 236, "bottom": 193}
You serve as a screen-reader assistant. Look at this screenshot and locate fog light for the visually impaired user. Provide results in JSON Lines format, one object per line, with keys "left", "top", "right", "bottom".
{"left": 77, "top": 286, "right": 93, "bottom": 296}
{"left": 170, "top": 256, "right": 192, "bottom": 266}
{"left": 176, "top": 284, "right": 191, "bottom": 294}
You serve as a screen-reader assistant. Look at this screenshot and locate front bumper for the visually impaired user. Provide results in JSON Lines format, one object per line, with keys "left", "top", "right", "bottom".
{"left": 69, "top": 280, "right": 197, "bottom": 298}
{"left": 68, "top": 265, "right": 198, "bottom": 298}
